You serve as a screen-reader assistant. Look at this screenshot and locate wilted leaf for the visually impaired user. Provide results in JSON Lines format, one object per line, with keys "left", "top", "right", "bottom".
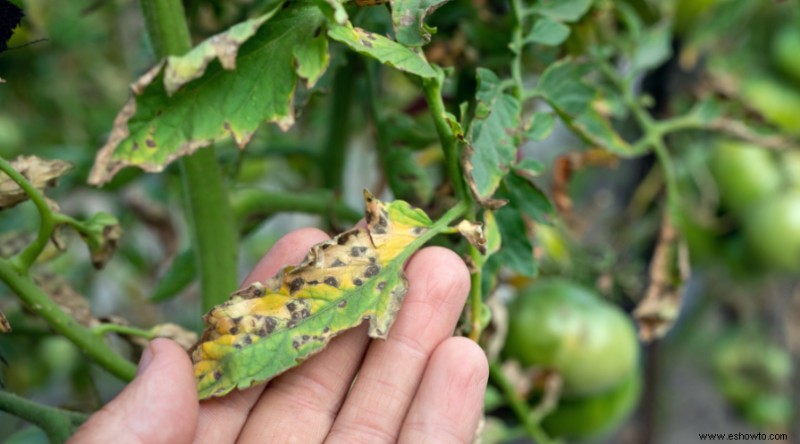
{"left": 464, "top": 68, "right": 521, "bottom": 206}
{"left": 0, "top": 231, "right": 63, "bottom": 262}
{"left": 192, "top": 191, "right": 437, "bottom": 399}
{"left": 35, "top": 273, "right": 95, "bottom": 327}
{"left": 150, "top": 323, "right": 199, "bottom": 351}
{"left": 89, "top": 4, "right": 329, "bottom": 185}
{"left": 0, "top": 156, "right": 72, "bottom": 210}
{"left": 328, "top": 23, "right": 437, "bottom": 78}
{"left": 634, "top": 213, "right": 690, "bottom": 342}
{"left": 390, "top": 0, "right": 450, "bottom": 47}
{"left": 456, "top": 220, "right": 486, "bottom": 254}
{"left": 76, "top": 213, "right": 123, "bottom": 269}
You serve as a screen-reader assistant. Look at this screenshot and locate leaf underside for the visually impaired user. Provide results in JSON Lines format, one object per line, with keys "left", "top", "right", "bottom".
{"left": 192, "top": 191, "right": 434, "bottom": 399}
{"left": 89, "top": 3, "right": 328, "bottom": 185}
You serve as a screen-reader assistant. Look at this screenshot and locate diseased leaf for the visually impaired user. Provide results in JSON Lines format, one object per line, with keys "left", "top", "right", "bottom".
{"left": 149, "top": 323, "right": 199, "bottom": 351}
{"left": 464, "top": 68, "right": 521, "bottom": 206}
{"left": 89, "top": 4, "right": 329, "bottom": 185}
{"left": 328, "top": 24, "right": 437, "bottom": 78}
{"left": 524, "top": 17, "right": 570, "bottom": 46}
{"left": 0, "top": 156, "right": 72, "bottom": 210}
{"left": 634, "top": 213, "right": 690, "bottom": 342}
{"left": 390, "top": 0, "right": 450, "bottom": 47}
{"left": 456, "top": 220, "right": 486, "bottom": 254}
{"left": 192, "top": 191, "right": 436, "bottom": 399}
{"left": 34, "top": 273, "right": 96, "bottom": 327}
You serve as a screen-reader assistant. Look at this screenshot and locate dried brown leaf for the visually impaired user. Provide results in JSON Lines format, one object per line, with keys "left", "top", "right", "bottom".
{"left": 0, "top": 156, "right": 73, "bottom": 210}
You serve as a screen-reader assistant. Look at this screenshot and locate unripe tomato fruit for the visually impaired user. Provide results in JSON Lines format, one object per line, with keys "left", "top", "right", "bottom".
{"left": 503, "top": 279, "right": 640, "bottom": 397}
{"left": 542, "top": 368, "right": 642, "bottom": 440}
{"left": 709, "top": 140, "right": 781, "bottom": 215}
{"left": 743, "top": 191, "right": 800, "bottom": 272}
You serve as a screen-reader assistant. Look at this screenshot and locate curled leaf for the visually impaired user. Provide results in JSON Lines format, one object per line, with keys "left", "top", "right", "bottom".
{"left": 456, "top": 219, "right": 486, "bottom": 254}
{"left": 390, "top": 0, "right": 450, "bottom": 47}
{"left": 634, "top": 213, "right": 690, "bottom": 342}
{"left": 0, "top": 156, "right": 72, "bottom": 210}
{"left": 192, "top": 191, "right": 435, "bottom": 399}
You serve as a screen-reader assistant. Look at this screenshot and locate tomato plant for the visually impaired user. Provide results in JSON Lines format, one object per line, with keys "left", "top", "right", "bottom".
{"left": 1, "top": 0, "right": 799, "bottom": 442}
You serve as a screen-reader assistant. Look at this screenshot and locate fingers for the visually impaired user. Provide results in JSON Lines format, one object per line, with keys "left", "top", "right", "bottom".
{"left": 69, "top": 339, "right": 198, "bottom": 444}
{"left": 399, "top": 337, "right": 489, "bottom": 444}
{"left": 236, "top": 325, "right": 370, "bottom": 442}
{"left": 325, "top": 247, "right": 471, "bottom": 444}
{"left": 194, "top": 227, "right": 330, "bottom": 444}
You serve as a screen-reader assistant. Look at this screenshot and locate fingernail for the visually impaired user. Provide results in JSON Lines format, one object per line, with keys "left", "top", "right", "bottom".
{"left": 137, "top": 343, "right": 155, "bottom": 376}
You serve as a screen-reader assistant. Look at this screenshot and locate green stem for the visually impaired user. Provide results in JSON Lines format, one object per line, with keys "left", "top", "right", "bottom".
{"left": 0, "top": 157, "right": 55, "bottom": 272}
{"left": 0, "top": 391, "right": 89, "bottom": 443}
{"left": 231, "top": 188, "right": 362, "bottom": 226}
{"left": 467, "top": 245, "right": 483, "bottom": 341}
{"left": 0, "top": 259, "right": 137, "bottom": 381}
{"left": 140, "top": 0, "right": 239, "bottom": 312}
{"left": 422, "top": 75, "right": 469, "bottom": 204}
{"left": 396, "top": 200, "right": 469, "bottom": 264}
{"left": 92, "top": 324, "right": 154, "bottom": 339}
{"left": 489, "top": 362, "right": 556, "bottom": 444}
{"left": 510, "top": 0, "right": 525, "bottom": 97}
{"left": 322, "top": 58, "right": 356, "bottom": 193}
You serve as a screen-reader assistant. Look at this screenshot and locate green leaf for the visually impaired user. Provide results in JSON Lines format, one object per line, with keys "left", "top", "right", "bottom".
{"left": 312, "top": 0, "right": 348, "bottom": 25}
{"left": 464, "top": 68, "right": 521, "bottom": 205}
{"left": 513, "top": 158, "right": 545, "bottom": 176}
{"left": 535, "top": 59, "right": 594, "bottom": 116}
{"left": 328, "top": 23, "right": 437, "bottom": 78}
{"left": 631, "top": 22, "right": 672, "bottom": 74}
{"left": 525, "top": 111, "right": 555, "bottom": 141}
{"left": 192, "top": 191, "right": 441, "bottom": 399}
{"left": 473, "top": 209, "right": 502, "bottom": 269}
{"left": 89, "top": 5, "right": 329, "bottom": 185}
{"left": 504, "top": 171, "right": 554, "bottom": 224}
{"left": 525, "top": 17, "right": 571, "bottom": 46}
{"left": 533, "top": 0, "right": 593, "bottom": 23}
{"left": 151, "top": 249, "right": 197, "bottom": 302}
{"left": 391, "top": 0, "right": 450, "bottom": 47}
{"left": 572, "top": 107, "right": 631, "bottom": 155}
{"left": 492, "top": 205, "right": 537, "bottom": 277}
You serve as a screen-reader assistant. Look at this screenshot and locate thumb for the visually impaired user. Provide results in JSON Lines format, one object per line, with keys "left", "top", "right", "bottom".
{"left": 69, "top": 338, "right": 199, "bottom": 444}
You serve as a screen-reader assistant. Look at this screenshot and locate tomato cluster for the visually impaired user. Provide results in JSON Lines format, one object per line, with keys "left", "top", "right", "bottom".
{"left": 503, "top": 280, "right": 641, "bottom": 439}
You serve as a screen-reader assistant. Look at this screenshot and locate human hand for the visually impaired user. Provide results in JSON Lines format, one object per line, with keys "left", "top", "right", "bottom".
{"left": 70, "top": 227, "right": 489, "bottom": 443}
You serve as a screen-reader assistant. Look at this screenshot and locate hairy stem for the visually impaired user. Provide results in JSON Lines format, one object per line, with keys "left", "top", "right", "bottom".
{"left": 422, "top": 75, "right": 469, "bottom": 204}
{"left": 0, "top": 391, "right": 89, "bottom": 443}
{"left": 0, "top": 259, "right": 137, "bottom": 381}
{"left": 489, "top": 362, "right": 556, "bottom": 444}
{"left": 141, "top": 0, "right": 239, "bottom": 312}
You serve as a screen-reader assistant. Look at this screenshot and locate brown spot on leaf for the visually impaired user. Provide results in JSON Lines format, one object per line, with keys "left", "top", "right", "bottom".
{"left": 293, "top": 340, "right": 300, "bottom": 349}
{"left": 289, "top": 277, "right": 304, "bottom": 294}
{"left": 324, "top": 276, "right": 339, "bottom": 288}
{"left": 364, "top": 264, "right": 381, "bottom": 278}
{"left": 146, "top": 139, "right": 156, "bottom": 148}
{"left": 229, "top": 326, "right": 239, "bottom": 335}
{"left": 287, "top": 302, "right": 296, "bottom": 312}
{"left": 353, "top": 278, "right": 363, "bottom": 287}
{"left": 377, "top": 281, "right": 387, "bottom": 291}
{"left": 213, "top": 370, "right": 223, "bottom": 381}
{"left": 338, "top": 299, "right": 347, "bottom": 308}
{"left": 331, "top": 258, "right": 345, "bottom": 267}
{"left": 313, "top": 26, "right": 322, "bottom": 38}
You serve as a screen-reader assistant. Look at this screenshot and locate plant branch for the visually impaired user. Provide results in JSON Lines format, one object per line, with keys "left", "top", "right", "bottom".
{"left": 92, "top": 323, "right": 154, "bottom": 339}
{"left": 0, "top": 391, "right": 89, "bottom": 443}
{"left": 510, "top": 0, "right": 525, "bottom": 97}
{"left": 141, "top": 0, "right": 239, "bottom": 312}
{"left": 0, "top": 156, "right": 55, "bottom": 272}
{"left": 322, "top": 57, "right": 356, "bottom": 193}
{"left": 467, "top": 245, "right": 483, "bottom": 341}
{"left": 231, "top": 188, "right": 362, "bottom": 226}
{"left": 422, "top": 74, "right": 469, "bottom": 205}
{"left": 489, "top": 362, "right": 557, "bottom": 444}
{"left": 0, "top": 259, "right": 137, "bottom": 381}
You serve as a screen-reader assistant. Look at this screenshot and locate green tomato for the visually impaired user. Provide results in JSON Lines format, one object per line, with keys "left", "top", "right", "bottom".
{"left": 742, "top": 78, "right": 800, "bottom": 136}
{"left": 772, "top": 24, "right": 800, "bottom": 84}
{"left": 542, "top": 368, "right": 642, "bottom": 440}
{"left": 743, "top": 191, "right": 800, "bottom": 272}
{"left": 709, "top": 140, "right": 782, "bottom": 215}
{"left": 503, "top": 279, "right": 640, "bottom": 396}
